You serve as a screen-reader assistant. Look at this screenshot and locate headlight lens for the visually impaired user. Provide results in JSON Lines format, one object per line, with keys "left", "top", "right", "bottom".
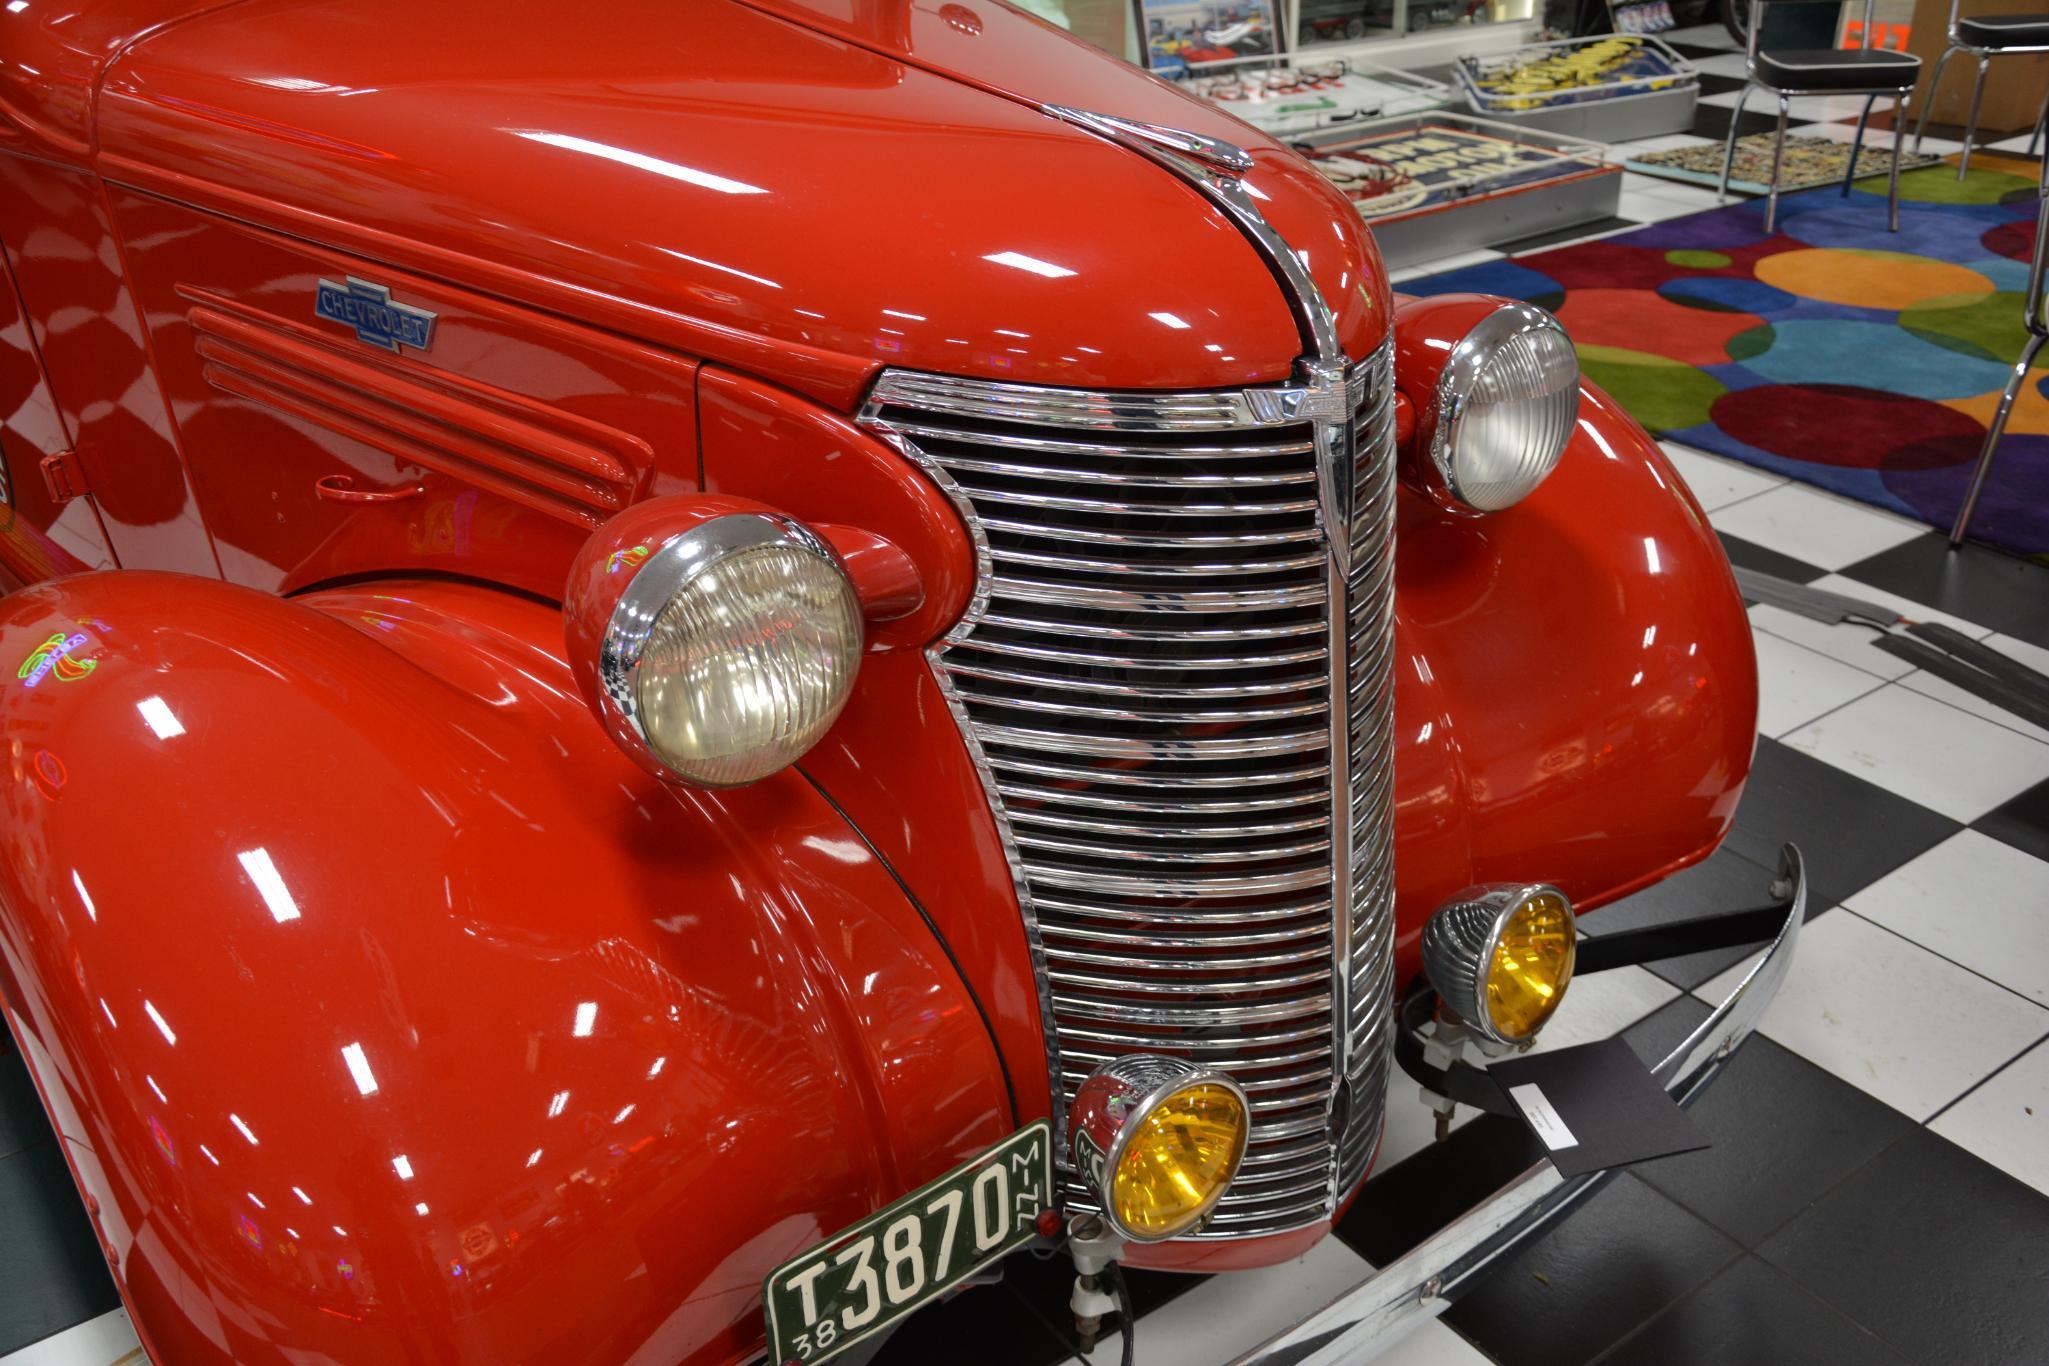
{"left": 1070, "top": 1057, "right": 1250, "bottom": 1242}
{"left": 1484, "top": 890, "right": 1576, "bottom": 1041}
{"left": 1110, "top": 1082, "right": 1247, "bottom": 1240}
{"left": 1420, "top": 883, "right": 1577, "bottom": 1045}
{"left": 603, "top": 514, "right": 862, "bottom": 787}
{"left": 1430, "top": 302, "right": 1580, "bottom": 513}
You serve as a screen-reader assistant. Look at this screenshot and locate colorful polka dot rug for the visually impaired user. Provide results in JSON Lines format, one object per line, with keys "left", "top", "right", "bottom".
{"left": 1404, "top": 152, "right": 2049, "bottom": 560}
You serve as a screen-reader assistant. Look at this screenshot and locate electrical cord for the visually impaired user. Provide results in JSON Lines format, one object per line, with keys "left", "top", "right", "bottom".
{"left": 1110, "top": 1264, "right": 1137, "bottom": 1366}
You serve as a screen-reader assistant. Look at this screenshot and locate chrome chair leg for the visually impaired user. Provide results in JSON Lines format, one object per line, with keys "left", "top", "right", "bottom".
{"left": 1844, "top": 93, "right": 1878, "bottom": 196}
{"left": 1913, "top": 44, "right": 1961, "bottom": 154}
{"left": 1951, "top": 330, "right": 2049, "bottom": 544}
{"left": 1719, "top": 83, "right": 1753, "bottom": 201}
{"left": 1764, "top": 94, "right": 1791, "bottom": 232}
{"left": 1959, "top": 51, "right": 1991, "bottom": 179}
{"left": 1890, "top": 92, "right": 1907, "bottom": 231}
{"left": 2031, "top": 89, "right": 2049, "bottom": 159}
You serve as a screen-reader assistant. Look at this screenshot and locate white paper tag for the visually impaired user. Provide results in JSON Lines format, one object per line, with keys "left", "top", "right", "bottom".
{"left": 1508, "top": 1082, "right": 1580, "bottom": 1151}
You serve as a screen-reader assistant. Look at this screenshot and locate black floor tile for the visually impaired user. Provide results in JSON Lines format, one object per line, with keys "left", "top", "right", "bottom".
{"left": 1694, "top": 72, "right": 1749, "bottom": 98}
{"left": 1723, "top": 738, "right": 1961, "bottom": 909}
{"left": 1594, "top": 1255, "right": 1910, "bottom": 1365}
{"left": 1974, "top": 776, "right": 2049, "bottom": 864}
{"left": 2007, "top": 598, "right": 2049, "bottom": 653}
{"left": 1586, "top": 844, "right": 1791, "bottom": 991}
{"left": 1442, "top": 1175, "right": 1740, "bottom": 1366}
{"left": 1630, "top": 1035, "right": 1915, "bottom": 1247}
{"left": 1496, "top": 215, "right": 1642, "bottom": 255}
{"left": 1837, "top": 533, "right": 2049, "bottom": 638}
{"left": 1665, "top": 41, "right": 1731, "bottom": 59}
{"left": 1622, "top": 995, "right": 1713, "bottom": 1071}
{"left": 1338, "top": 1112, "right": 1548, "bottom": 1266}
{"left": 0, "top": 1142, "right": 121, "bottom": 1356}
{"left": 872, "top": 1239, "right": 1203, "bottom": 1366}
{"left": 1691, "top": 106, "right": 1805, "bottom": 146}
{"left": 1718, "top": 532, "right": 1826, "bottom": 588}
{"left": 1759, "top": 1127, "right": 2049, "bottom": 1365}
{"left": 0, "top": 1043, "right": 49, "bottom": 1162}
{"left": 871, "top": 1255, "right": 1080, "bottom": 1366}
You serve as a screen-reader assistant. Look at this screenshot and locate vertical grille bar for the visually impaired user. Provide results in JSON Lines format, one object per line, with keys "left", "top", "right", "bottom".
{"left": 861, "top": 345, "right": 1396, "bottom": 1238}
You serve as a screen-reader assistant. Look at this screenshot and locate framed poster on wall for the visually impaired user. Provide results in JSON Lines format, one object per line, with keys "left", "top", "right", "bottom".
{"left": 1136, "top": 0, "right": 1285, "bottom": 72}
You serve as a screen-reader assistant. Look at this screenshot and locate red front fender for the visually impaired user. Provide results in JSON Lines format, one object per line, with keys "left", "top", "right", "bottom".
{"left": 0, "top": 573, "right": 1010, "bottom": 1365}
{"left": 1386, "top": 375, "right": 1761, "bottom": 983}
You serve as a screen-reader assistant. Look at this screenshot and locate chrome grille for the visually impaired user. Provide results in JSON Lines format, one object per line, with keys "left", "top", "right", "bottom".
{"left": 861, "top": 346, "right": 1397, "bottom": 1238}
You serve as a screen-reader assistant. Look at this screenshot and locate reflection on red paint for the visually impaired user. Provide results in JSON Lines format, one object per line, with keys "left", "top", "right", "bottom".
{"left": 236, "top": 1213, "right": 264, "bottom": 1251}
{"left": 31, "top": 749, "right": 67, "bottom": 799}
{"left": 149, "top": 1113, "right": 176, "bottom": 1165}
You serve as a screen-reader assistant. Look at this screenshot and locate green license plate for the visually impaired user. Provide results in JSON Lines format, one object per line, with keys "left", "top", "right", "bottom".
{"left": 763, "top": 1120, "right": 1053, "bottom": 1364}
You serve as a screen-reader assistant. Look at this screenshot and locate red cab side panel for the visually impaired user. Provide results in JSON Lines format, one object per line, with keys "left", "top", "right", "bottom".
{"left": 0, "top": 573, "right": 1010, "bottom": 1365}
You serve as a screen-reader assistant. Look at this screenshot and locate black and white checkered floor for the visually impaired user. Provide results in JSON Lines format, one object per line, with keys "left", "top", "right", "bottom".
{"left": 5, "top": 23, "right": 2048, "bottom": 1365}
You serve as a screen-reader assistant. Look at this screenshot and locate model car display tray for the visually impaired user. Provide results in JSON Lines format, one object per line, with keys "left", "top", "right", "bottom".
{"left": 1454, "top": 35, "right": 1699, "bottom": 142}
{"left": 1292, "top": 114, "right": 1620, "bottom": 270}
{"left": 1177, "top": 56, "right": 1450, "bottom": 138}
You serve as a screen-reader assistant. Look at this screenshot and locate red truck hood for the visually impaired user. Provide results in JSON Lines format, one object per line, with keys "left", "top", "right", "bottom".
{"left": 94, "top": 0, "right": 1385, "bottom": 406}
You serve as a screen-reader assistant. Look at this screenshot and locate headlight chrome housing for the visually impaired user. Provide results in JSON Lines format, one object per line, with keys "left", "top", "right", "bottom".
{"left": 588, "top": 510, "right": 863, "bottom": 787}
{"left": 1420, "top": 883, "right": 1577, "bottom": 1046}
{"left": 1428, "top": 302, "right": 1580, "bottom": 513}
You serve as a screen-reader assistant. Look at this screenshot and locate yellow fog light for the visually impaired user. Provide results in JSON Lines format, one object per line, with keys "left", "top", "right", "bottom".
{"left": 1069, "top": 1058, "right": 1249, "bottom": 1243}
{"left": 1420, "top": 883, "right": 1577, "bottom": 1045}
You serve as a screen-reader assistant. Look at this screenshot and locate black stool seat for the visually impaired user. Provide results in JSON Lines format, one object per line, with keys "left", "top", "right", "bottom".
{"left": 1959, "top": 12, "right": 2049, "bottom": 46}
{"left": 1754, "top": 48, "right": 1922, "bottom": 90}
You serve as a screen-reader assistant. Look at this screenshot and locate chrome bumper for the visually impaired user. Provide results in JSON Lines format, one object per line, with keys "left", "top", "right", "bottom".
{"left": 1232, "top": 844, "right": 1808, "bottom": 1366}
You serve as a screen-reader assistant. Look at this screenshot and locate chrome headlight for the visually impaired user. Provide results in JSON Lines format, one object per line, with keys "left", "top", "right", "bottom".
{"left": 1420, "top": 883, "right": 1576, "bottom": 1045}
{"left": 597, "top": 513, "right": 862, "bottom": 787}
{"left": 1429, "top": 302, "right": 1580, "bottom": 513}
{"left": 1069, "top": 1056, "right": 1249, "bottom": 1242}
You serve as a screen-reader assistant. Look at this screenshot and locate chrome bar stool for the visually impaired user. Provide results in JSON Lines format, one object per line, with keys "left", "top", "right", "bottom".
{"left": 1718, "top": 0, "right": 1921, "bottom": 232}
{"left": 1951, "top": 151, "right": 2049, "bottom": 544}
{"left": 1912, "top": 1, "right": 2049, "bottom": 180}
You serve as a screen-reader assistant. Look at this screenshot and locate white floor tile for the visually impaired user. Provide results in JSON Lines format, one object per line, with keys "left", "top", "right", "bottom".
{"left": 1844, "top": 830, "right": 2049, "bottom": 1007}
{"left": 1749, "top": 605, "right": 1916, "bottom": 681}
{"left": 1638, "top": 181, "right": 1726, "bottom": 211}
{"left": 1617, "top": 189, "right": 1702, "bottom": 223}
{"left": 1659, "top": 441, "right": 1785, "bottom": 511}
{"left": 1748, "top": 571, "right": 1997, "bottom": 683}
{"left": 1373, "top": 1319, "right": 1497, "bottom": 1365}
{"left": 1062, "top": 1235, "right": 1373, "bottom": 1366}
{"left": 1390, "top": 247, "right": 1503, "bottom": 283}
{"left": 1752, "top": 628, "right": 1889, "bottom": 738}
{"left": 1710, "top": 481, "right": 1924, "bottom": 571}
{"left": 1375, "top": 1080, "right": 1475, "bottom": 1173}
{"left": 1984, "top": 131, "right": 2042, "bottom": 154}
{"left": 1780, "top": 682, "right": 2049, "bottom": 821}
{"left": 1667, "top": 21, "right": 1742, "bottom": 48}
{"left": 1895, "top": 632, "right": 2049, "bottom": 745}
{"left": 1797, "top": 119, "right": 1961, "bottom": 155}
{"left": 1529, "top": 964, "right": 1681, "bottom": 1055}
{"left": 1697, "top": 909, "right": 2049, "bottom": 1120}
{"left": 1690, "top": 51, "right": 1754, "bottom": 78}
{"left": 1931, "top": 1037, "right": 2049, "bottom": 1198}
{"left": 0, "top": 1310, "right": 142, "bottom": 1366}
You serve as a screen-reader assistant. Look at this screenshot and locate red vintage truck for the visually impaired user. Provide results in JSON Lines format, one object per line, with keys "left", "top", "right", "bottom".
{"left": 0, "top": 2, "right": 1803, "bottom": 1362}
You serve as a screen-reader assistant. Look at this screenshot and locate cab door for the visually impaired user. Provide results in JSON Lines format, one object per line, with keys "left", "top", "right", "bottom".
{"left": 0, "top": 244, "right": 114, "bottom": 591}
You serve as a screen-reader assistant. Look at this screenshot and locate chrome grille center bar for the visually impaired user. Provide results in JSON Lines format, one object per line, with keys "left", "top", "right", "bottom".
{"left": 861, "top": 105, "right": 1396, "bottom": 1239}
{"left": 860, "top": 352, "right": 1396, "bottom": 1238}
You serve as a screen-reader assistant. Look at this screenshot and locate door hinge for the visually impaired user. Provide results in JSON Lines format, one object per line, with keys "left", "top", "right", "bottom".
{"left": 40, "top": 449, "right": 89, "bottom": 503}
